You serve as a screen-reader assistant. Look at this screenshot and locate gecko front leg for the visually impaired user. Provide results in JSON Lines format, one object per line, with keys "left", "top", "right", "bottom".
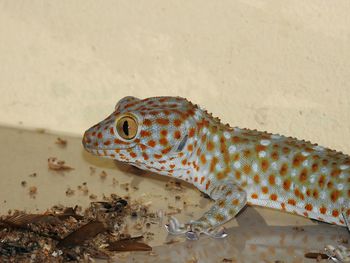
{"left": 166, "top": 182, "right": 247, "bottom": 240}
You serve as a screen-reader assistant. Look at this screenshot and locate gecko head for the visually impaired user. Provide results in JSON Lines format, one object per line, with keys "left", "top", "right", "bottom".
{"left": 83, "top": 96, "right": 202, "bottom": 170}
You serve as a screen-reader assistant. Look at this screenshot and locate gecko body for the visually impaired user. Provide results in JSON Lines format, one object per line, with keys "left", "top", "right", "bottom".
{"left": 83, "top": 96, "right": 350, "bottom": 239}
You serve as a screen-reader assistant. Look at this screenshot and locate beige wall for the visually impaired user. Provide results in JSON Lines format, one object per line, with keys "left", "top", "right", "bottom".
{"left": 0, "top": 1, "right": 349, "bottom": 153}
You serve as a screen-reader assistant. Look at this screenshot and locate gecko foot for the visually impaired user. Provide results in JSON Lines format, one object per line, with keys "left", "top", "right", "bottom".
{"left": 325, "top": 245, "right": 350, "bottom": 262}
{"left": 165, "top": 217, "right": 228, "bottom": 240}
{"left": 164, "top": 216, "right": 187, "bottom": 235}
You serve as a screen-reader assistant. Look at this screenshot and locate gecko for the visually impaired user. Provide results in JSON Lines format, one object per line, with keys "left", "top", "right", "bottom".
{"left": 82, "top": 96, "right": 350, "bottom": 241}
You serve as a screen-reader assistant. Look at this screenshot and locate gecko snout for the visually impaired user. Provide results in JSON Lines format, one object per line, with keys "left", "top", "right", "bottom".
{"left": 82, "top": 130, "right": 93, "bottom": 150}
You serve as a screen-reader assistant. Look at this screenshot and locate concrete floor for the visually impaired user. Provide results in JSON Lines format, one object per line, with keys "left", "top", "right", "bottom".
{"left": 0, "top": 125, "right": 348, "bottom": 262}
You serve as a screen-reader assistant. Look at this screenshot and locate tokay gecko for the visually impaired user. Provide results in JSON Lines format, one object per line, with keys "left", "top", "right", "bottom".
{"left": 83, "top": 96, "right": 350, "bottom": 240}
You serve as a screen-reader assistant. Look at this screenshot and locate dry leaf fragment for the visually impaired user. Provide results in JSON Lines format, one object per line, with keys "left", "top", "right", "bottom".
{"left": 57, "top": 221, "right": 106, "bottom": 248}
{"left": 48, "top": 157, "right": 74, "bottom": 171}
{"left": 55, "top": 207, "right": 83, "bottom": 221}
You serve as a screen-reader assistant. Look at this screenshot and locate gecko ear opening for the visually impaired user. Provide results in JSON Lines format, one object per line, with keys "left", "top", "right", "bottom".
{"left": 176, "top": 135, "right": 188, "bottom": 152}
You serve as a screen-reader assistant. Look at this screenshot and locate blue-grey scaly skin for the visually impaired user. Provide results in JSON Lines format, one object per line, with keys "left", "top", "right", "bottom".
{"left": 83, "top": 96, "right": 350, "bottom": 239}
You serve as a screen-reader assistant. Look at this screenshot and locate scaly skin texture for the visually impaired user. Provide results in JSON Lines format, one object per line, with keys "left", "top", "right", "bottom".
{"left": 83, "top": 96, "right": 350, "bottom": 238}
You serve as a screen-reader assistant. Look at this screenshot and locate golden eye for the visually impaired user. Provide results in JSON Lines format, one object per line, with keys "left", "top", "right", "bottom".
{"left": 116, "top": 114, "right": 138, "bottom": 140}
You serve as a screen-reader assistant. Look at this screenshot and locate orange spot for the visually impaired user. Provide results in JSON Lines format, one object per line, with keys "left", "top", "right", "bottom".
{"left": 156, "top": 119, "right": 169, "bottom": 125}
{"left": 299, "top": 168, "right": 308, "bottom": 182}
{"left": 181, "top": 159, "right": 187, "bottom": 165}
{"left": 160, "top": 130, "right": 168, "bottom": 136}
{"left": 169, "top": 164, "right": 175, "bottom": 169}
{"left": 256, "top": 145, "right": 266, "bottom": 152}
{"left": 232, "top": 199, "right": 239, "bottom": 206}
{"left": 210, "top": 157, "right": 218, "bottom": 173}
{"left": 270, "top": 194, "right": 278, "bottom": 201}
{"left": 288, "top": 199, "right": 296, "bottom": 206}
{"left": 140, "top": 130, "right": 151, "bottom": 137}
{"left": 271, "top": 151, "right": 279, "bottom": 160}
{"left": 103, "top": 140, "right": 111, "bottom": 146}
{"left": 331, "top": 169, "right": 341, "bottom": 177}
{"left": 232, "top": 136, "right": 240, "bottom": 143}
{"left": 159, "top": 138, "right": 168, "bottom": 146}
{"left": 303, "top": 212, "right": 309, "bottom": 217}
{"left": 251, "top": 193, "right": 258, "bottom": 199}
{"left": 205, "top": 180, "right": 211, "bottom": 190}
{"left": 253, "top": 174, "right": 260, "bottom": 184}
{"left": 306, "top": 189, "right": 311, "bottom": 197}
{"left": 327, "top": 181, "right": 333, "bottom": 189}
{"left": 235, "top": 171, "right": 241, "bottom": 180}
{"left": 97, "top": 132, "right": 103, "bottom": 139}
{"left": 283, "top": 179, "right": 291, "bottom": 191}
{"left": 173, "top": 119, "right": 182, "bottom": 127}
{"left": 311, "top": 163, "right": 319, "bottom": 172}
{"left": 320, "top": 206, "right": 327, "bottom": 214}
{"left": 313, "top": 189, "right": 319, "bottom": 199}
{"left": 154, "top": 154, "right": 162, "bottom": 159}
{"left": 161, "top": 147, "right": 172, "bottom": 154}
{"left": 318, "top": 175, "right": 326, "bottom": 188}
{"left": 189, "top": 128, "right": 195, "bottom": 137}
{"left": 194, "top": 177, "right": 198, "bottom": 182}
{"left": 200, "top": 154, "right": 206, "bottom": 164}
{"left": 174, "top": 130, "right": 181, "bottom": 139}
{"left": 305, "top": 204, "right": 313, "bottom": 211}
{"left": 330, "top": 190, "right": 340, "bottom": 202}
{"left": 217, "top": 172, "right": 227, "bottom": 180}
{"left": 280, "top": 163, "right": 288, "bottom": 176}
{"left": 207, "top": 141, "right": 214, "bottom": 151}
{"left": 200, "top": 177, "right": 205, "bottom": 184}
{"left": 293, "top": 154, "right": 306, "bottom": 167}
{"left": 187, "top": 144, "right": 193, "bottom": 151}
{"left": 281, "top": 203, "right": 286, "bottom": 210}
{"left": 243, "top": 165, "right": 251, "bottom": 174}
{"left": 243, "top": 150, "right": 251, "bottom": 158}
{"left": 215, "top": 214, "right": 225, "bottom": 222}
{"left": 130, "top": 152, "right": 137, "bottom": 158}
{"left": 261, "top": 159, "right": 269, "bottom": 172}
{"left": 109, "top": 127, "right": 114, "bottom": 135}
{"left": 143, "top": 119, "right": 152, "bottom": 126}
{"left": 268, "top": 174, "right": 275, "bottom": 185}
{"left": 262, "top": 186, "right": 268, "bottom": 194}
{"left": 332, "top": 210, "right": 339, "bottom": 217}
{"left": 147, "top": 140, "right": 156, "bottom": 147}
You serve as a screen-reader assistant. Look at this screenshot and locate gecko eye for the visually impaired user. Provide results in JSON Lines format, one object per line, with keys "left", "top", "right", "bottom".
{"left": 116, "top": 114, "right": 138, "bottom": 140}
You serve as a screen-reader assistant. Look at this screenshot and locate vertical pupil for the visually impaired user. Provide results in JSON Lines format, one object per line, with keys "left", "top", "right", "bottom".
{"left": 122, "top": 120, "right": 129, "bottom": 136}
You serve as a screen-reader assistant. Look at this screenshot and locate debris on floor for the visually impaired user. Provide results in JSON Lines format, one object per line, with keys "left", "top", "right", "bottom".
{"left": 0, "top": 194, "right": 153, "bottom": 262}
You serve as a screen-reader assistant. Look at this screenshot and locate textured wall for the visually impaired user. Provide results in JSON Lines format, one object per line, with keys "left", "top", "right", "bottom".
{"left": 0, "top": 1, "right": 349, "bottom": 153}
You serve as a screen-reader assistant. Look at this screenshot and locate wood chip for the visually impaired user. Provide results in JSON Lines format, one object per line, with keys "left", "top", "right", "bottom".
{"left": 55, "top": 137, "right": 67, "bottom": 147}
{"left": 99, "top": 171, "right": 108, "bottom": 180}
{"left": 29, "top": 186, "right": 37, "bottom": 198}
{"left": 108, "top": 239, "right": 152, "bottom": 252}
{"left": 48, "top": 157, "right": 73, "bottom": 171}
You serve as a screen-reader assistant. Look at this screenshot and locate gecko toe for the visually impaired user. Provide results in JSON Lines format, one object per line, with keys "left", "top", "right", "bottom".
{"left": 165, "top": 216, "right": 187, "bottom": 235}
